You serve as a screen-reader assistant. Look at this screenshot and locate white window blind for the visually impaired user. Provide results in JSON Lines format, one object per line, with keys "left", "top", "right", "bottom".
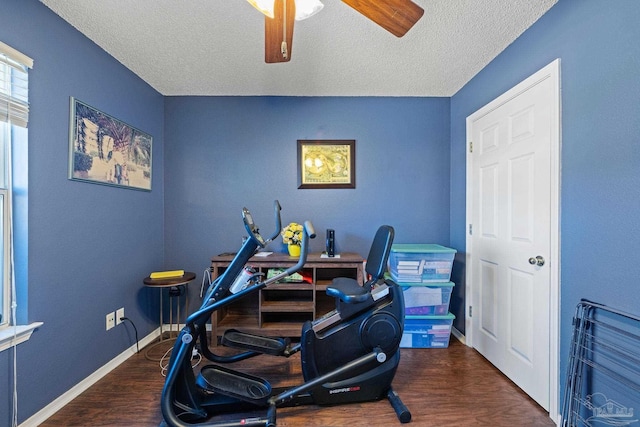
{"left": 0, "top": 41, "right": 32, "bottom": 129}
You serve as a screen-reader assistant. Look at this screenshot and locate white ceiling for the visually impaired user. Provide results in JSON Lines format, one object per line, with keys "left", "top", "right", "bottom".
{"left": 40, "top": 0, "right": 557, "bottom": 97}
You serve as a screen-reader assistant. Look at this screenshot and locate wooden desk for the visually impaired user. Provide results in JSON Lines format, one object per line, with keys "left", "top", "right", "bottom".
{"left": 210, "top": 252, "right": 364, "bottom": 341}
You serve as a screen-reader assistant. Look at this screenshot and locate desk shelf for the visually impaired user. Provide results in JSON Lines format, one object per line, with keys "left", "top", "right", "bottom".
{"left": 210, "top": 252, "right": 364, "bottom": 342}
{"left": 260, "top": 300, "right": 315, "bottom": 312}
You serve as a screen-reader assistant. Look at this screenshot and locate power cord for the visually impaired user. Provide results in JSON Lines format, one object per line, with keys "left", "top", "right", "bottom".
{"left": 199, "top": 267, "right": 212, "bottom": 298}
{"left": 160, "top": 346, "right": 203, "bottom": 376}
{"left": 119, "top": 317, "right": 140, "bottom": 354}
{"left": 160, "top": 347, "right": 173, "bottom": 376}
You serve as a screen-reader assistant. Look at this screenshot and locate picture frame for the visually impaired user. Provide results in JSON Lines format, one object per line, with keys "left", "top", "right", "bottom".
{"left": 68, "top": 97, "right": 152, "bottom": 191}
{"left": 297, "top": 140, "right": 356, "bottom": 189}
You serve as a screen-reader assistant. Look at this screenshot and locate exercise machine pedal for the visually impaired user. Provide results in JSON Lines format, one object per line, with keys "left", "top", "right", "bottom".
{"left": 222, "top": 329, "right": 289, "bottom": 356}
{"left": 196, "top": 364, "right": 272, "bottom": 404}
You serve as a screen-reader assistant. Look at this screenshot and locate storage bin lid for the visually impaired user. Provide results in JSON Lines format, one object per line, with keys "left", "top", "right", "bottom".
{"left": 385, "top": 273, "right": 455, "bottom": 287}
{"left": 391, "top": 244, "right": 457, "bottom": 254}
{"left": 400, "top": 281, "right": 455, "bottom": 288}
{"left": 405, "top": 312, "right": 456, "bottom": 320}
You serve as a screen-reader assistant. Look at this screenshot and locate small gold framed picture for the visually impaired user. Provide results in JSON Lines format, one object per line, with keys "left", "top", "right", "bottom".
{"left": 297, "top": 140, "right": 355, "bottom": 189}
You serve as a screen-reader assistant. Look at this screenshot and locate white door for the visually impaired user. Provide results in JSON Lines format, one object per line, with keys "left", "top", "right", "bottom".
{"left": 466, "top": 60, "right": 560, "bottom": 413}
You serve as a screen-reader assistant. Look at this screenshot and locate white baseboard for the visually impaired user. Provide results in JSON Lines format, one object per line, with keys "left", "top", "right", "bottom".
{"left": 20, "top": 327, "right": 162, "bottom": 427}
{"left": 452, "top": 326, "right": 466, "bottom": 345}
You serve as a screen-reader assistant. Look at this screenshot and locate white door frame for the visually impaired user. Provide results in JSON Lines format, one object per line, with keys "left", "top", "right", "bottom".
{"left": 464, "top": 58, "right": 561, "bottom": 422}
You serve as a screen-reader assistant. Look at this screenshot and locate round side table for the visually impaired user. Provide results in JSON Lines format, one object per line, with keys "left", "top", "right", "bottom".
{"left": 143, "top": 271, "right": 196, "bottom": 360}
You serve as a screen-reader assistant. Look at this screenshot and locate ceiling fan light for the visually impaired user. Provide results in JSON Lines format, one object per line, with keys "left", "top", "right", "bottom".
{"left": 295, "top": 0, "right": 324, "bottom": 21}
{"left": 247, "top": 0, "right": 275, "bottom": 19}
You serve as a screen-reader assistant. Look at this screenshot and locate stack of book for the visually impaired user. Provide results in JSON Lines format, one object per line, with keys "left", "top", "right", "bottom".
{"left": 389, "top": 259, "right": 425, "bottom": 283}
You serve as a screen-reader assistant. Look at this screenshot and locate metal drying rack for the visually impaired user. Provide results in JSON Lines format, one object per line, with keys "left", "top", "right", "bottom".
{"left": 561, "top": 299, "right": 640, "bottom": 426}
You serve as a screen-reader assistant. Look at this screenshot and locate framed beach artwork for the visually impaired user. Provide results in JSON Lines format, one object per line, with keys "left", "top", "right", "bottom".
{"left": 68, "top": 97, "right": 152, "bottom": 191}
{"left": 297, "top": 140, "right": 355, "bottom": 189}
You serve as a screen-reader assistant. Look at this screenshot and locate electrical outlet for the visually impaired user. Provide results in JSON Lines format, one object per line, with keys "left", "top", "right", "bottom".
{"left": 116, "top": 307, "right": 125, "bottom": 325}
{"left": 106, "top": 312, "right": 115, "bottom": 330}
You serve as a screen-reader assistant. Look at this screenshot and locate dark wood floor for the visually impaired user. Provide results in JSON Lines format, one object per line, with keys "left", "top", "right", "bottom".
{"left": 41, "top": 337, "right": 555, "bottom": 426}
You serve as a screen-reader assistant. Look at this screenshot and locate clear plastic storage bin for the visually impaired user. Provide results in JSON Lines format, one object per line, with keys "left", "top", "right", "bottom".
{"left": 400, "top": 313, "right": 455, "bottom": 348}
{"left": 388, "top": 244, "right": 457, "bottom": 283}
{"left": 401, "top": 281, "right": 454, "bottom": 315}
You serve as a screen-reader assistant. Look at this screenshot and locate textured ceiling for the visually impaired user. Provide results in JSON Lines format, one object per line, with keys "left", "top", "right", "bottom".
{"left": 40, "top": 0, "right": 557, "bottom": 97}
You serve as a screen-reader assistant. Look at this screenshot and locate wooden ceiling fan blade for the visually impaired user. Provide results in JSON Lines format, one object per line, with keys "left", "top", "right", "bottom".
{"left": 342, "top": 0, "right": 424, "bottom": 37}
{"left": 265, "top": 0, "right": 296, "bottom": 63}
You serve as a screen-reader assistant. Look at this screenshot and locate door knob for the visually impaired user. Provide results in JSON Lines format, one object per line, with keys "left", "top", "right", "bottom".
{"left": 528, "top": 256, "right": 545, "bottom": 267}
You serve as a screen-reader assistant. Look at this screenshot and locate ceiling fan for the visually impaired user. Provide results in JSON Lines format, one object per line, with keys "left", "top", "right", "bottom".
{"left": 247, "top": 0, "right": 425, "bottom": 63}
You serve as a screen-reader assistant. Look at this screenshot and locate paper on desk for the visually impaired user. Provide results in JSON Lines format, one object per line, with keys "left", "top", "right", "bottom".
{"left": 254, "top": 251, "right": 273, "bottom": 257}
{"left": 320, "top": 253, "right": 340, "bottom": 258}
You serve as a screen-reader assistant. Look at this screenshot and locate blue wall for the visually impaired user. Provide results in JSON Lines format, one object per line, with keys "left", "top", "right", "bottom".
{"left": 450, "top": 0, "right": 640, "bottom": 403}
{"left": 0, "top": 1, "right": 165, "bottom": 424}
{"left": 163, "top": 96, "right": 452, "bottom": 298}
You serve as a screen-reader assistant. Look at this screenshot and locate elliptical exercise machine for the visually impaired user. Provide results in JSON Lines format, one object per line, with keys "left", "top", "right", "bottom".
{"left": 161, "top": 201, "right": 410, "bottom": 426}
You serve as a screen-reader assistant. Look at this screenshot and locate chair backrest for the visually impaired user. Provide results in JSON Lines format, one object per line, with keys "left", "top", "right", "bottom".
{"left": 365, "top": 225, "right": 395, "bottom": 282}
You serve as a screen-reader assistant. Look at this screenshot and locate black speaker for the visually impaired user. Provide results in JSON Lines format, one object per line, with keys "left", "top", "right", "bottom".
{"left": 326, "top": 229, "right": 335, "bottom": 257}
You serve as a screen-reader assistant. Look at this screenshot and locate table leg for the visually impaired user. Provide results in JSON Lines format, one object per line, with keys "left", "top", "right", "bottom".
{"left": 143, "top": 272, "right": 196, "bottom": 360}
{"left": 169, "top": 292, "right": 173, "bottom": 336}
{"left": 159, "top": 288, "right": 164, "bottom": 341}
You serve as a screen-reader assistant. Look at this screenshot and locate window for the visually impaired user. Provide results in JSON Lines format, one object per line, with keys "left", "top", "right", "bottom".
{"left": 0, "top": 42, "right": 31, "bottom": 330}
{"left": 1, "top": 125, "right": 8, "bottom": 327}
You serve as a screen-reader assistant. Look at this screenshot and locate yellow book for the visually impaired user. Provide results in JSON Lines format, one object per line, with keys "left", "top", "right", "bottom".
{"left": 150, "top": 270, "right": 184, "bottom": 279}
